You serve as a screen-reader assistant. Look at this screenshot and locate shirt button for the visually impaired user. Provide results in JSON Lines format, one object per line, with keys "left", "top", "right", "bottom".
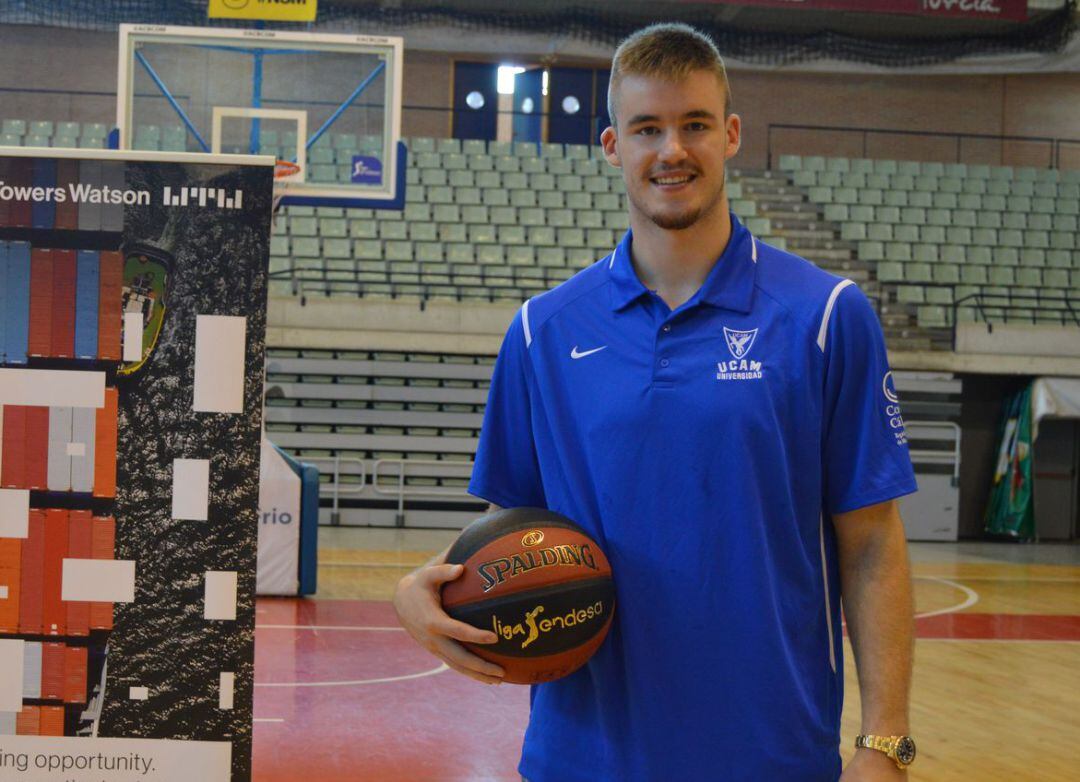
{"left": 662, "top": 324, "right": 671, "bottom": 333}
{"left": 660, "top": 358, "right": 670, "bottom": 367}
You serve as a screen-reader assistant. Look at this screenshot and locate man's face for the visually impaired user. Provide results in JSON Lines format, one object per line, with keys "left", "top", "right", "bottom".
{"left": 601, "top": 69, "right": 740, "bottom": 231}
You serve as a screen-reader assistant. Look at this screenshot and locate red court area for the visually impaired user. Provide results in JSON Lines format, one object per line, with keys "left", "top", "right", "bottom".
{"left": 253, "top": 598, "right": 1080, "bottom": 781}
{"left": 253, "top": 598, "right": 530, "bottom": 782}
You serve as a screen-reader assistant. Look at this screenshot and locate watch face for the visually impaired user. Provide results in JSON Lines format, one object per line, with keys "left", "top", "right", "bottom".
{"left": 896, "top": 736, "right": 917, "bottom": 765}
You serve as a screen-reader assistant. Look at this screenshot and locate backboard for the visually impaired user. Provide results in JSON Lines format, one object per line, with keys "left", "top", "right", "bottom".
{"left": 116, "top": 24, "right": 404, "bottom": 208}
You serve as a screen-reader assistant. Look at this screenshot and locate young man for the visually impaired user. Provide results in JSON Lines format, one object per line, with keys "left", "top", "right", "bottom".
{"left": 395, "top": 24, "right": 918, "bottom": 782}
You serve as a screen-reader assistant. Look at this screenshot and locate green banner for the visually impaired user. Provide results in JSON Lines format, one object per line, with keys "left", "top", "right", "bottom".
{"left": 985, "top": 384, "right": 1035, "bottom": 540}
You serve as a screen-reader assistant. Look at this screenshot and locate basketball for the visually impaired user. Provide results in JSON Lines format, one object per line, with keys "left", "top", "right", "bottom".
{"left": 441, "top": 507, "right": 615, "bottom": 684}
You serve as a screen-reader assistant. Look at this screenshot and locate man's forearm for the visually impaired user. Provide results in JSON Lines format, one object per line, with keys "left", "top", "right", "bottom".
{"left": 835, "top": 504, "right": 914, "bottom": 734}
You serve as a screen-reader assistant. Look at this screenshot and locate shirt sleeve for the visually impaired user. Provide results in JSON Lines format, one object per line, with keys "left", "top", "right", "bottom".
{"left": 468, "top": 308, "right": 546, "bottom": 509}
{"left": 821, "top": 283, "right": 918, "bottom": 515}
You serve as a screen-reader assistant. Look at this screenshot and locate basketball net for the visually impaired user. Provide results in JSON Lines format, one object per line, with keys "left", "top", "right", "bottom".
{"left": 271, "top": 159, "right": 302, "bottom": 227}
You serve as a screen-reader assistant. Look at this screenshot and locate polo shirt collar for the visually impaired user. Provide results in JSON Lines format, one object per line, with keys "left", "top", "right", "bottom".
{"left": 607, "top": 212, "right": 758, "bottom": 314}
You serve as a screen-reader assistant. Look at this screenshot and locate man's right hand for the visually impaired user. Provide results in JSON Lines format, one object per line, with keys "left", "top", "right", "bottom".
{"left": 393, "top": 550, "right": 505, "bottom": 685}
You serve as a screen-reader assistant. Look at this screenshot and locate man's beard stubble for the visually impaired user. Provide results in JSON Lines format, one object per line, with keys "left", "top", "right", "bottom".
{"left": 628, "top": 172, "right": 727, "bottom": 232}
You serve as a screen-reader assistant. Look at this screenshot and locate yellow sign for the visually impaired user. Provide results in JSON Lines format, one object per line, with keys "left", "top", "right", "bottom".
{"left": 208, "top": 0, "right": 317, "bottom": 22}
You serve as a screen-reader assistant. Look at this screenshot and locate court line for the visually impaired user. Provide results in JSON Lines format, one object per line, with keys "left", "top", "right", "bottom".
{"left": 912, "top": 576, "right": 980, "bottom": 619}
{"left": 256, "top": 624, "right": 404, "bottom": 631}
{"left": 255, "top": 662, "right": 449, "bottom": 688}
{"left": 913, "top": 638, "right": 1080, "bottom": 644}
{"left": 254, "top": 718, "right": 285, "bottom": 723}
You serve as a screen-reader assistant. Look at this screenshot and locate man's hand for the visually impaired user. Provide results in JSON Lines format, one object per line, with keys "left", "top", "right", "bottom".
{"left": 839, "top": 748, "right": 907, "bottom": 781}
{"left": 393, "top": 549, "right": 505, "bottom": 685}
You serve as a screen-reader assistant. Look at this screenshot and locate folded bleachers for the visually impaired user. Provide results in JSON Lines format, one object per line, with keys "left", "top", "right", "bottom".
{"left": 265, "top": 348, "right": 493, "bottom": 526}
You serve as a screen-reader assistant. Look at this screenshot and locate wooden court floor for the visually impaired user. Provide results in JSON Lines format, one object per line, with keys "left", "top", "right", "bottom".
{"left": 252, "top": 531, "right": 1080, "bottom": 782}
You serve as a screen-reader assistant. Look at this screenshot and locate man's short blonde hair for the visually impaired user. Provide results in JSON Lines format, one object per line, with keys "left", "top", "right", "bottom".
{"left": 607, "top": 23, "right": 732, "bottom": 128}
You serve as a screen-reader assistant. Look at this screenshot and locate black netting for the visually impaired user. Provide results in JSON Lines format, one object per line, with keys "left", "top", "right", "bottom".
{"left": 0, "top": 0, "right": 1074, "bottom": 67}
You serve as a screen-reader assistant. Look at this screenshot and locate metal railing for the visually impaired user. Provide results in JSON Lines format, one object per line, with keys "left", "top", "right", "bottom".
{"left": 299, "top": 454, "right": 475, "bottom": 526}
{"left": 906, "top": 421, "right": 962, "bottom": 487}
{"left": 949, "top": 290, "right": 1080, "bottom": 349}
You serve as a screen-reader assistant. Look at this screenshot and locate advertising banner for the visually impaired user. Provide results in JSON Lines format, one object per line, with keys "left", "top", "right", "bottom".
{"left": 696, "top": 1, "right": 1028, "bottom": 22}
{"left": 207, "top": 0, "right": 318, "bottom": 22}
{"left": 256, "top": 436, "right": 301, "bottom": 595}
{"left": 0, "top": 147, "right": 273, "bottom": 781}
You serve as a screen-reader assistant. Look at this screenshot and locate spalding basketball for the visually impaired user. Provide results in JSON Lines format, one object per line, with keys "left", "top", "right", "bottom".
{"left": 441, "top": 507, "right": 615, "bottom": 685}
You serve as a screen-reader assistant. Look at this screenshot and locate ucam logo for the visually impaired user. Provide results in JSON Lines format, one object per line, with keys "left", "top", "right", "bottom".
{"left": 162, "top": 186, "right": 243, "bottom": 209}
{"left": 882, "top": 371, "right": 908, "bottom": 445}
{"left": 922, "top": 0, "right": 1003, "bottom": 15}
{"left": 717, "top": 326, "right": 763, "bottom": 381}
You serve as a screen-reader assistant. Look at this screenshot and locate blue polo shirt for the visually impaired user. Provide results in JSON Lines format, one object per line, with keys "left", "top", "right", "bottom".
{"left": 468, "top": 214, "right": 917, "bottom": 782}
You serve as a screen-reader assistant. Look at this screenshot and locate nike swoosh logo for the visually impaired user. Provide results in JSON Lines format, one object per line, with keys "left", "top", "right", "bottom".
{"left": 570, "top": 345, "right": 607, "bottom": 359}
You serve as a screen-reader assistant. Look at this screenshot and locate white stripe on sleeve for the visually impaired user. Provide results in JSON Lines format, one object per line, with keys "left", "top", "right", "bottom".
{"left": 816, "top": 279, "right": 856, "bottom": 353}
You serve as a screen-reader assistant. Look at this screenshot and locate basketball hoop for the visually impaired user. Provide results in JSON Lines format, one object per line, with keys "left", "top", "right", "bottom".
{"left": 275, "top": 159, "right": 301, "bottom": 180}
{"left": 272, "top": 159, "right": 301, "bottom": 223}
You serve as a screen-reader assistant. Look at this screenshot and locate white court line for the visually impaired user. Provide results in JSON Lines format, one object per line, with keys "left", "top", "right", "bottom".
{"left": 914, "top": 638, "right": 1080, "bottom": 644}
{"left": 841, "top": 575, "right": 979, "bottom": 628}
{"left": 255, "top": 662, "right": 448, "bottom": 688}
{"left": 254, "top": 718, "right": 285, "bottom": 723}
{"left": 256, "top": 624, "right": 403, "bottom": 631}
{"left": 913, "top": 576, "right": 980, "bottom": 619}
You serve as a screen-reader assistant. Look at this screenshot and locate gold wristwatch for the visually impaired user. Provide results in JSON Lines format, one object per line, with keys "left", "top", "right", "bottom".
{"left": 855, "top": 734, "right": 917, "bottom": 770}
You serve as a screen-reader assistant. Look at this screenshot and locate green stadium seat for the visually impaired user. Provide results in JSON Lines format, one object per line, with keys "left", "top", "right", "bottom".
{"left": 467, "top": 224, "right": 496, "bottom": 244}
{"left": 867, "top": 223, "right": 892, "bottom": 241}
{"left": 518, "top": 208, "right": 546, "bottom": 226}
{"left": 932, "top": 265, "right": 959, "bottom": 284}
{"left": 941, "top": 245, "right": 967, "bottom": 264}
{"left": 558, "top": 227, "right": 586, "bottom": 247}
{"left": 850, "top": 159, "right": 875, "bottom": 174}
{"left": 323, "top": 238, "right": 352, "bottom": 259}
{"left": 507, "top": 246, "right": 536, "bottom": 265}
{"left": 913, "top": 244, "right": 938, "bottom": 263}
{"left": 986, "top": 179, "right": 1011, "bottom": 195}
{"left": 481, "top": 188, "right": 508, "bottom": 206}
{"left": 907, "top": 263, "right": 932, "bottom": 282}
{"left": 841, "top": 223, "right": 866, "bottom": 241}
{"left": 886, "top": 243, "right": 912, "bottom": 262}
{"left": 446, "top": 243, "right": 473, "bottom": 263}
{"left": 883, "top": 190, "right": 908, "bottom": 207}
{"left": 891, "top": 174, "right": 915, "bottom": 191}
{"left": 1045, "top": 269, "right": 1071, "bottom": 287}
{"left": 976, "top": 213, "right": 1002, "bottom": 232}
{"left": 893, "top": 224, "right": 919, "bottom": 242}
{"left": 564, "top": 144, "right": 591, "bottom": 160}
{"left": 932, "top": 192, "right": 957, "bottom": 209}
{"left": 825, "top": 157, "right": 850, "bottom": 172}
{"left": 578, "top": 209, "right": 604, "bottom": 227}
{"left": 448, "top": 170, "right": 475, "bottom": 187}
{"left": 379, "top": 222, "right": 408, "bottom": 240}
{"left": 1016, "top": 268, "right": 1042, "bottom": 286}
{"left": 792, "top": 170, "right": 816, "bottom": 187}
{"left": 823, "top": 204, "right": 848, "bottom": 221}
{"left": 538, "top": 247, "right": 566, "bottom": 267}
{"left": 967, "top": 246, "right": 993, "bottom": 265}
{"left": 803, "top": 156, "right": 826, "bottom": 172}
{"left": 537, "top": 190, "right": 564, "bottom": 209}
{"left": 858, "top": 241, "right": 885, "bottom": 261}
{"left": 549, "top": 209, "right": 577, "bottom": 227}
{"left": 946, "top": 227, "right": 971, "bottom": 245}
{"left": 1000, "top": 229, "right": 1024, "bottom": 247}
{"left": 958, "top": 194, "right": 982, "bottom": 210}
{"left": 953, "top": 209, "right": 977, "bottom": 227}
{"left": 1019, "top": 248, "right": 1046, "bottom": 266}
{"left": 988, "top": 267, "right": 1015, "bottom": 285}
{"left": 992, "top": 247, "right": 1018, "bottom": 265}
{"left": 873, "top": 159, "right": 899, "bottom": 175}
{"left": 823, "top": 172, "right": 846, "bottom": 187}
{"left": 960, "top": 265, "right": 988, "bottom": 284}
{"left": 850, "top": 205, "right": 875, "bottom": 221}
{"left": 466, "top": 154, "right": 494, "bottom": 173}
{"left": 410, "top": 223, "right": 438, "bottom": 242}
{"left": 777, "top": 155, "right": 802, "bottom": 171}
{"left": 354, "top": 239, "right": 383, "bottom": 260}
{"left": 962, "top": 178, "right": 987, "bottom": 195}
{"left": 468, "top": 171, "right": 495, "bottom": 189}
{"left": 587, "top": 229, "right": 616, "bottom": 248}
{"left": 920, "top": 226, "right": 946, "bottom": 244}
{"left": 439, "top": 223, "right": 466, "bottom": 242}
{"left": 922, "top": 162, "right": 946, "bottom": 177}
{"left": 527, "top": 226, "right": 556, "bottom": 245}
{"left": 917, "top": 306, "right": 950, "bottom": 328}
{"left": 896, "top": 286, "right": 924, "bottom": 304}
{"left": 875, "top": 262, "right": 903, "bottom": 281}
{"left": 476, "top": 245, "right": 504, "bottom": 265}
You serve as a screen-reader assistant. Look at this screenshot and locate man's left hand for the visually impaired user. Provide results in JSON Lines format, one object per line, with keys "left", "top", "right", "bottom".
{"left": 839, "top": 749, "right": 908, "bottom": 781}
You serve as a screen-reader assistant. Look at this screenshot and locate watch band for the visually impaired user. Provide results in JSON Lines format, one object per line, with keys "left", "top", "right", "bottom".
{"left": 855, "top": 734, "right": 916, "bottom": 769}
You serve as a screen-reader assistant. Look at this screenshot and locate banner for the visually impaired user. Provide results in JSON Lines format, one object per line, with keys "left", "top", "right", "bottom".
{"left": 207, "top": 0, "right": 318, "bottom": 22}
{"left": 985, "top": 384, "right": 1035, "bottom": 540}
{"left": 0, "top": 148, "right": 273, "bottom": 781}
{"left": 256, "top": 436, "right": 301, "bottom": 595}
{"left": 697, "top": 1, "right": 1029, "bottom": 22}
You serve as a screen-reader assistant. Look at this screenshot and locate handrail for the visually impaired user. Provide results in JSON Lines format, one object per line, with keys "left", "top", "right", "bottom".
{"left": 767, "top": 122, "right": 1080, "bottom": 170}
{"left": 948, "top": 289, "right": 1080, "bottom": 349}
{"left": 905, "top": 420, "right": 961, "bottom": 486}
{"left": 297, "top": 455, "right": 366, "bottom": 526}
{"left": 372, "top": 457, "right": 475, "bottom": 527}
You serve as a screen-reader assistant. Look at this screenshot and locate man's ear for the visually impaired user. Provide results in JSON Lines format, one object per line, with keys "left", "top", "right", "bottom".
{"left": 725, "top": 113, "right": 741, "bottom": 161}
{"left": 600, "top": 125, "right": 620, "bottom": 168}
